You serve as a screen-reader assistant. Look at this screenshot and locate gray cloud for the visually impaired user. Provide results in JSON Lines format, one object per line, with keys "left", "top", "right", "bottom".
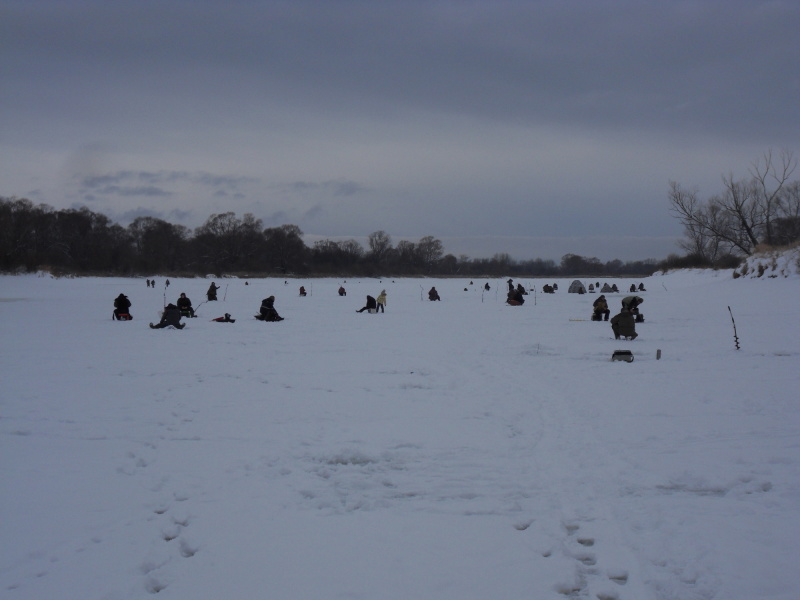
{"left": 1, "top": 0, "right": 798, "bottom": 261}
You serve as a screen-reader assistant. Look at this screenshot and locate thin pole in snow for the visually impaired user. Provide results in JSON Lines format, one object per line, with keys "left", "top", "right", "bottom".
{"left": 727, "top": 306, "right": 741, "bottom": 350}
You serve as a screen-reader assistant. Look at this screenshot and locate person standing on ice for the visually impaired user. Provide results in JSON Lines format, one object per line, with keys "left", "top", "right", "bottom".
{"left": 149, "top": 304, "right": 184, "bottom": 329}
{"left": 207, "top": 282, "right": 220, "bottom": 301}
{"left": 376, "top": 290, "right": 387, "bottom": 313}
{"left": 610, "top": 308, "right": 637, "bottom": 340}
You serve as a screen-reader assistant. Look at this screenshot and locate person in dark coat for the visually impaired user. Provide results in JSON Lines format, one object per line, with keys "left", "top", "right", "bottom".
{"left": 299, "top": 286, "right": 307, "bottom": 297}
{"left": 428, "top": 287, "right": 441, "bottom": 301}
{"left": 338, "top": 286, "right": 347, "bottom": 296}
{"left": 592, "top": 295, "right": 610, "bottom": 321}
{"left": 356, "top": 295, "right": 377, "bottom": 313}
{"left": 610, "top": 308, "right": 637, "bottom": 340}
{"left": 113, "top": 294, "right": 132, "bottom": 320}
{"left": 484, "top": 282, "right": 490, "bottom": 291}
{"left": 257, "top": 296, "right": 284, "bottom": 321}
{"left": 542, "top": 284, "right": 554, "bottom": 294}
{"left": 207, "top": 282, "right": 220, "bottom": 301}
{"left": 150, "top": 304, "right": 184, "bottom": 329}
{"left": 506, "top": 289, "right": 525, "bottom": 305}
{"left": 176, "top": 292, "right": 195, "bottom": 317}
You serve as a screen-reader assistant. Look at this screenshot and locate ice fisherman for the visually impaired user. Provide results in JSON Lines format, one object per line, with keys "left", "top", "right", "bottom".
{"left": 610, "top": 308, "right": 637, "bottom": 340}
{"left": 150, "top": 304, "right": 184, "bottom": 329}
{"left": 113, "top": 293, "right": 132, "bottom": 320}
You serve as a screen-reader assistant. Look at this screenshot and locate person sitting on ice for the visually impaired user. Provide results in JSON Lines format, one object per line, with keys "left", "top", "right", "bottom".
{"left": 542, "top": 284, "right": 554, "bottom": 294}
{"left": 506, "top": 288, "right": 525, "bottom": 306}
{"left": 610, "top": 308, "right": 637, "bottom": 340}
{"left": 638, "top": 282, "right": 646, "bottom": 292}
{"left": 428, "top": 287, "right": 441, "bottom": 301}
{"left": 150, "top": 304, "right": 184, "bottom": 329}
{"left": 113, "top": 293, "right": 132, "bottom": 320}
{"left": 592, "top": 295, "right": 610, "bottom": 321}
{"left": 356, "top": 295, "right": 377, "bottom": 313}
{"left": 257, "top": 296, "right": 284, "bottom": 321}
{"left": 338, "top": 286, "right": 347, "bottom": 296}
{"left": 516, "top": 283, "right": 527, "bottom": 295}
{"left": 176, "top": 292, "right": 195, "bottom": 317}
{"left": 299, "top": 286, "right": 307, "bottom": 297}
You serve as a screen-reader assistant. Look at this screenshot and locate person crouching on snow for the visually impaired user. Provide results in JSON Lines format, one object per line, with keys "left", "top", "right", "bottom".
{"left": 257, "top": 296, "right": 284, "bottom": 321}
{"left": 610, "top": 308, "right": 637, "bottom": 340}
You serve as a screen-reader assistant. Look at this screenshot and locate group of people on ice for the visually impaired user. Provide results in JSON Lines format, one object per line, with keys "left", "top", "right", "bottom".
{"left": 117, "top": 280, "right": 646, "bottom": 341}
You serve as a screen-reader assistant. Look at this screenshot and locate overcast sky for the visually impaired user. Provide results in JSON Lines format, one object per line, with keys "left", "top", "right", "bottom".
{"left": 2, "top": 1, "right": 798, "bottom": 261}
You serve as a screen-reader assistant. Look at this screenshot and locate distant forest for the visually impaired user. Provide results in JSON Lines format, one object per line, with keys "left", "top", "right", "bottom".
{"left": 0, "top": 197, "right": 669, "bottom": 278}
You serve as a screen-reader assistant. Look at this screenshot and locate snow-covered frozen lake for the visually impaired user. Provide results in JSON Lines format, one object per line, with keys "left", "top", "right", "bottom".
{"left": 1, "top": 268, "right": 799, "bottom": 599}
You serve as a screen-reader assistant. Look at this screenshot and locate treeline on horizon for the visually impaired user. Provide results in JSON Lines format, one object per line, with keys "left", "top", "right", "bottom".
{"left": 1, "top": 197, "right": 667, "bottom": 278}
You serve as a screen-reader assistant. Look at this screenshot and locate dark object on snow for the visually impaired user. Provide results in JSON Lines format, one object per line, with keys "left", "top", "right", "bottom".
{"left": 611, "top": 350, "right": 634, "bottom": 362}
{"left": 610, "top": 309, "right": 637, "bottom": 340}
{"left": 299, "top": 286, "right": 307, "bottom": 297}
{"left": 212, "top": 313, "right": 236, "bottom": 323}
{"left": 592, "top": 295, "right": 610, "bottom": 321}
{"left": 207, "top": 282, "right": 220, "bottom": 301}
{"left": 357, "top": 295, "right": 377, "bottom": 313}
{"left": 542, "top": 284, "right": 554, "bottom": 294}
{"left": 176, "top": 293, "right": 195, "bottom": 317}
{"left": 338, "top": 286, "right": 347, "bottom": 296}
{"left": 506, "top": 289, "right": 525, "bottom": 305}
{"left": 428, "top": 287, "right": 441, "bottom": 301}
{"left": 113, "top": 294, "right": 132, "bottom": 320}
{"left": 150, "top": 304, "right": 184, "bottom": 329}
{"left": 621, "top": 296, "right": 644, "bottom": 322}
{"left": 728, "top": 306, "right": 740, "bottom": 350}
{"left": 256, "top": 296, "right": 283, "bottom": 321}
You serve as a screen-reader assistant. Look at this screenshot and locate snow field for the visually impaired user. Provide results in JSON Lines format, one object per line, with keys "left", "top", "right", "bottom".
{"left": 1, "top": 271, "right": 799, "bottom": 599}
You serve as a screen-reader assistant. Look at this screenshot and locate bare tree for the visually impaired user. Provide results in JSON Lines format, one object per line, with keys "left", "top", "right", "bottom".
{"left": 367, "top": 230, "right": 392, "bottom": 265}
{"left": 668, "top": 149, "right": 798, "bottom": 258}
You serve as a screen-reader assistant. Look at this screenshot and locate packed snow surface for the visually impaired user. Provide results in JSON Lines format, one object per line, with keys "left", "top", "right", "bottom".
{"left": 1, "top": 271, "right": 799, "bottom": 600}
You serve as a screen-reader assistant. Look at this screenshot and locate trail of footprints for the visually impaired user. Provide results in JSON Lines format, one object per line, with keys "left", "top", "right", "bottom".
{"left": 141, "top": 493, "right": 199, "bottom": 595}
{"left": 551, "top": 521, "right": 629, "bottom": 600}
{"left": 124, "top": 405, "right": 201, "bottom": 595}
